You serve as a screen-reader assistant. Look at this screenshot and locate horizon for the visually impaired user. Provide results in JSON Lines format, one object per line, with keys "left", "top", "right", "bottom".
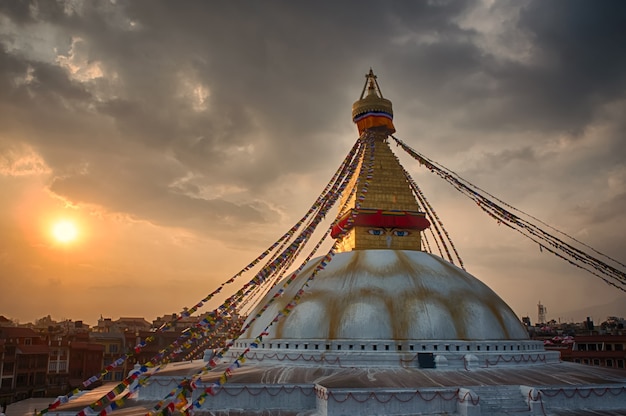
{"left": 3, "top": 295, "right": 625, "bottom": 329}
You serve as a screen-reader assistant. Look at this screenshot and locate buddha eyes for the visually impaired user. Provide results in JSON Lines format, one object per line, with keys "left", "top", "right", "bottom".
{"left": 367, "top": 229, "right": 410, "bottom": 237}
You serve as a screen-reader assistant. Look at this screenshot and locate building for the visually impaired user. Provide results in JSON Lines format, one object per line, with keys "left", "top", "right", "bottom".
{"left": 88, "top": 332, "right": 128, "bottom": 383}
{"left": 0, "top": 321, "right": 108, "bottom": 403}
{"left": 46, "top": 338, "right": 70, "bottom": 396}
{"left": 42, "top": 71, "right": 626, "bottom": 415}
{"left": 94, "top": 317, "right": 151, "bottom": 334}
{"left": 0, "top": 327, "right": 49, "bottom": 402}
{"left": 548, "top": 334, "right": 626, "bottom": 369}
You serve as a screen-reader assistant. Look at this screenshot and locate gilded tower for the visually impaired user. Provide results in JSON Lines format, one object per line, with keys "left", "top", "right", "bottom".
{"left": 331, "top": 70, "right": 430, "bottom": 252}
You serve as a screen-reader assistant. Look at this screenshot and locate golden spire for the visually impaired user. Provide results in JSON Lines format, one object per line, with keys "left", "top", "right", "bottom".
{"left": 332, "top": 71, "right": 429, "bottom": 252}
{"left": 352, "top": 69, "right": 396, "bottom": 134}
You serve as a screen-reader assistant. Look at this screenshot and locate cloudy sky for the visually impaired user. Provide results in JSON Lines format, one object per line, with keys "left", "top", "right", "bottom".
{"left": 1, "top": 0, "right": 625, "bottom": 326}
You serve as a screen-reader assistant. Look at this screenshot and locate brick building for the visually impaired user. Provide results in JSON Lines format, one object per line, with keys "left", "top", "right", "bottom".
{"left": 0, "top": 327, "right": 49, "bottom": 401}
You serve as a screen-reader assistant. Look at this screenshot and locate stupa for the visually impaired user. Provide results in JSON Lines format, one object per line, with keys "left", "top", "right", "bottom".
{"left": 49, "top": 71, "right": 626, "bottom": 416}
{"left": 131, "top": 70, "right": 625, "bottom": 415}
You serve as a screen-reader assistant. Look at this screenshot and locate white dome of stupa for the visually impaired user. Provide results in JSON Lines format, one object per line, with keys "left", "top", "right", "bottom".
{"left": 243, "top": 250, "right": 528, "bottom": 341}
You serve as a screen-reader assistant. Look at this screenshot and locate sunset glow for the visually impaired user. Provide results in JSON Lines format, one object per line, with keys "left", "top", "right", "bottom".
{"left": 52, "top": 220, "right": 79, "bottom": 243}
{"left": 1, "top": 2, "right": 625, "bottom": 327}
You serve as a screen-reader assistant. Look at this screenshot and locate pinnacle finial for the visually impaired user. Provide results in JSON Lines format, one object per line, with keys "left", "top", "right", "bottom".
{"left": 352, "top": 69, "right": 395, "bottom": 134}
{"left": 360, "top": 68, "right": 384, "bottom": 99}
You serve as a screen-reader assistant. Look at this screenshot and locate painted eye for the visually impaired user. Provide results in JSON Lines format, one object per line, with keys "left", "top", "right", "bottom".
{"left": 393, "top": 230, "right": 410, "bottom": 237}
{"left": 368, "top": 229, "right": 384, "bottom": 236}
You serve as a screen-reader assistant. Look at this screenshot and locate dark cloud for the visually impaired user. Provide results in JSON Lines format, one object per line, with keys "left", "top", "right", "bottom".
{"left": 0, "top": 0, "right": 36, "bottom": 24}
{"left": 1, "top": 1, "right": 626, "bottom": 323}
{"left": 495, "top": 0, "right": 626, "bottom": 132}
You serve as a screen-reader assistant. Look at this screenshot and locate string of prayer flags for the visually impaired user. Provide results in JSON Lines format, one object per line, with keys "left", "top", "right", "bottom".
{"left": 392, "top": 134, "right": 626, "bottom": 291}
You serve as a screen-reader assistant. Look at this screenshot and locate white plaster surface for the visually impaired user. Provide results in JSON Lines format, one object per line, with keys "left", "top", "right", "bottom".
{"left": 242, "top": 250, "right": 529, "bottom": 341}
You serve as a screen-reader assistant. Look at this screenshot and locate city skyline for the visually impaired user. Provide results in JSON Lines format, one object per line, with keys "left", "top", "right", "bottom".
{"left": 1, "top": 1, "right": 626, "bottom": 326}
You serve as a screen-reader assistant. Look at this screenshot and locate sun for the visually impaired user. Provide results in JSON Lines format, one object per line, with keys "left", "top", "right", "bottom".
{"left": 52, "top": 220, "right": 79, "bottom": 243}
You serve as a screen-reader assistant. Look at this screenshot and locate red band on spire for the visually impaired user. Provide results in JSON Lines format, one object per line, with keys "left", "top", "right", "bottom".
{"left": 332, "top": 209, "right": 430, "bottom": 239}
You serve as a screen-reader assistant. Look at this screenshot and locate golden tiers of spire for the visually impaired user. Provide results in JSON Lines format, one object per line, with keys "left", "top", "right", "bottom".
{"left": 335, "top": 132, "right": 428, "bottom": 252}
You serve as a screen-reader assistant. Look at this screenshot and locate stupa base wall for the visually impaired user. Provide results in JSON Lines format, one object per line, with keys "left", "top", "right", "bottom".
{"left": 127, "top": 358, "right": 626, "bottom": 416}
{"left": 227, "top": 341, "right": 561, "bottom": 370}
{"left": 522, "top": 384, "right": 626, "bottom": 415}
{"left": 191, "top": 384, "right": 316, "bottom": 415}
{"left": 314, "top": 385, "right": 463, "bottom": 416}
{"left": 188, "top": 384, "right": 626, "bottom": 416}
